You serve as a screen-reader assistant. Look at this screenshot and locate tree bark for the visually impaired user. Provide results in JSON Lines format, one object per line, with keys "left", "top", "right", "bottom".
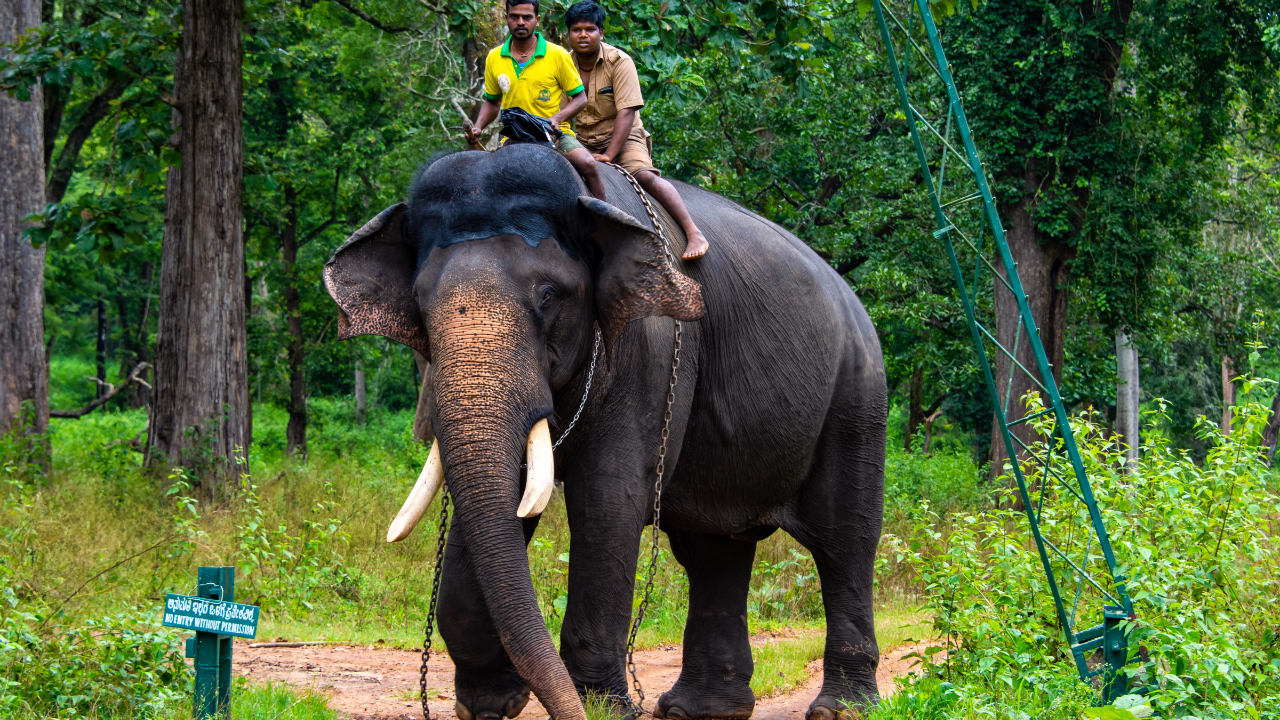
{"left": 990, "top": 161, "right": 1074, "bottom": 479}
{"left": 923, "top": 408, "right": 944, "bottom": 455}
{"left": 0, "top": 0, "right": 49, "bottom": 437}
{"left": 281, "top": 185, "right": 306, "bottom": 457}
{"left": 1114, "top": 328, "right": 1139, "bottom": 468}
{"left": 1220, "top": 355, "right": 1235, "bottom": 435}
{"left": 354, "top": 368, "right": 366, "bottom": 423}
{"left": 905, "top": 366, "right": 923, "bottom": 452}
{"left": 96, "top": 295, "right": 108, "bottom": 397}
{"left": 147, "top": 0, "right": 248, "bottom": 493}
{"left": 1263, "top": 392, "right": 1279, "bottom": 468}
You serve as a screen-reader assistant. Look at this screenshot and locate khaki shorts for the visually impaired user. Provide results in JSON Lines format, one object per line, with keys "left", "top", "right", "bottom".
{"left": 556, "top": 134, "right": 586, "bottom": 155}
{"left": 583, "top": 130, "right": 661, "bottom": 177}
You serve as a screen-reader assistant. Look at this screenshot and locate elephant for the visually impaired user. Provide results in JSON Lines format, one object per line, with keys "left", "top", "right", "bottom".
{"left": 324, "top": 143, "right": 886, "bottom": 720}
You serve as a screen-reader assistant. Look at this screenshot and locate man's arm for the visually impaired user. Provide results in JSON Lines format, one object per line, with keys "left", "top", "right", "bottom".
{"left": 549, "top": 90, "right": 587, "bottom": 130}
{"left": 593, "top": 107, "right": 638, "bottom": 163}
{"left": 463, "top": 98, "right": 501, "bottom": 144}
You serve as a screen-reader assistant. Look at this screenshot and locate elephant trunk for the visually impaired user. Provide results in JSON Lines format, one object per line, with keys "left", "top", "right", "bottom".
{"left": 428, "top": 279, "right": 586, "bottom": 720}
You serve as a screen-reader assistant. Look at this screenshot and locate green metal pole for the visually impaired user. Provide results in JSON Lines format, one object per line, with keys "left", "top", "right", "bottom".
{"left": 870, "top": 0, "right": 1073, "bottom": 639}
{"left": 193, "top": 566, "right": 235, "bottom": 720}
{"left": 870, "top": 0, "right": 1139, "bottom": 699}
{"left": 908, "top": 0, "right": 1133, "bottom": 620}
{"left": 217, "top": 569, "right": 235, "bottom": 716}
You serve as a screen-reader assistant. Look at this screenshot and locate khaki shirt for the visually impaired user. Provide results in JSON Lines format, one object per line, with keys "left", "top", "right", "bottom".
{"left": 572, "top": 41, "right": 646, "bottom": 148}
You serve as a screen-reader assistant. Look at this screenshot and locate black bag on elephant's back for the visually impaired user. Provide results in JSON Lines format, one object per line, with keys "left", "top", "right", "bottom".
{"left": 499, "top": 107, "right": 560, "bottom": 148}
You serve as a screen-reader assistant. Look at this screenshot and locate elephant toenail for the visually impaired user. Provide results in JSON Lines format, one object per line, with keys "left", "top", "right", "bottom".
{"left": 807, "top": 707, "right": 837, "bottom": 720}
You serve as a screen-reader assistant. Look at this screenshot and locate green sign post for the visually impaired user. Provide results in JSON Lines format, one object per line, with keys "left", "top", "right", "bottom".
{"left": 163, "top": 567, "right": 259, "bottom": 720}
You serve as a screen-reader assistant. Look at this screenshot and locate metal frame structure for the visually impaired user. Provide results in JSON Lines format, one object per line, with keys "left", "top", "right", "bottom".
{"left": 869, "top": 0, "right": 1136, "bottom": 701}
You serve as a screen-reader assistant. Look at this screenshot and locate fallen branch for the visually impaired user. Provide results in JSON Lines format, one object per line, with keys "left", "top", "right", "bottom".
{"left": 248, "top": 641, "right": 331, "bottom": 648}
{"left": 51, "top": 362, "right": 152, "bottom": 419}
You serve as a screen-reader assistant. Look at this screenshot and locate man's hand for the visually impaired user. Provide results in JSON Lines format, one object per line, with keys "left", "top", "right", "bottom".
{"left": 592, "top": 153, "right": 612, "bottom": 163}
{"left": 462, "top": 119, "right": 482, "bottom": 146}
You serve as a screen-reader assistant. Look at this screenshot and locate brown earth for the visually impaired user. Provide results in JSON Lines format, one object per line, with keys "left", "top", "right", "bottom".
{"left": 233, "top": 636, "right": 932, "bottom": 720}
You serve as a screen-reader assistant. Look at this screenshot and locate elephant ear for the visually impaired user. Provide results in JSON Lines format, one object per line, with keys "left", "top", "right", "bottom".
{"left": 323, "top": 203, "right": 431, "bottom": 358}
{"left": 578, "top": 196, "right": 705, "bottom": 352}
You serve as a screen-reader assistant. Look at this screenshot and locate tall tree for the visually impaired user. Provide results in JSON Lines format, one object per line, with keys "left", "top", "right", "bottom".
{"left": 948, "top": 0, "right": 1277, "bottom": 475}
{"left": 0, "top": 0, "right": 48, "bottom": 437}
{"left": 146, "top": 0, "right": 247, "bottom": 490}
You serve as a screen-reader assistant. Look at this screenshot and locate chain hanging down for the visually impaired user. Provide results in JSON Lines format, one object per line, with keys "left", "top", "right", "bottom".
{"left": 607, "top": 162, "right": 685, "bottom": 714}
{"left": 419, "top": 485, "right": 451, "bottom": 720}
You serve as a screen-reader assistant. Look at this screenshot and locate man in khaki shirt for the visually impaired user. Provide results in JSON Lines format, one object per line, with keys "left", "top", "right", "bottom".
{"left": 564, "top": 1, "right": 708, "bottom": 259}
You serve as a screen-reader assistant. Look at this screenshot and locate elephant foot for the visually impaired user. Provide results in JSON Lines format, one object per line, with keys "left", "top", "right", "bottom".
{"left": 454, "top": 676, "right": 530, "bottom": 720}
{"left": 654, "top": 679, "right": 753, "bottom": 720}
{"left": 805, "top": 692, "right": 877, "bottom": 720}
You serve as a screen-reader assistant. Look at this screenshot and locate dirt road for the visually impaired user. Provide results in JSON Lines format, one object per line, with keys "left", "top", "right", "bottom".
{"left": 234, "top": 636, "right": 930, "bottom": 720}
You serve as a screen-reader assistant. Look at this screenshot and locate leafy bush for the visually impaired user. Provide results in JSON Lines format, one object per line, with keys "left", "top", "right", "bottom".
{"left": 884, "top": 385, "right": 1280, "bottom": 718}
{"left": 0, "top": 475, "right": 188, "bottom": 717}
{"left": 749, "top": 548, "right": 823, "bottom": 623}
{"left": 235, "top": 476, "right": 352, "bottom": 615}
{"left": 884, "top": 443, "right": 989, "bottom": 517}
{"left": 0, "top": 596, "right": 189, "bottom": 717}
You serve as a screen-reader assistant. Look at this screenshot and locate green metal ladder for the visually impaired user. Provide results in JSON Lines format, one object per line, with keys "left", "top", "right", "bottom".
{"left": 869, "top": 0, "right": 1136, "bottom": 701}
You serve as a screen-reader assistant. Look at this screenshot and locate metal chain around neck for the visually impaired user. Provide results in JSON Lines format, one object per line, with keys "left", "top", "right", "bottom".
{"left": 553, "top": 324, "right": 601, "bottom": 451}
{"left": 419, "top": 486, "right": 451, "bottom": 720}
{"left": 606, "top": 162, "right": 684, "bottom": 714}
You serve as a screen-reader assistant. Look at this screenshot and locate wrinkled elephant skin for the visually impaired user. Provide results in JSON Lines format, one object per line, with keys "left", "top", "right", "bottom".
{"left": 324, "top": 145, "right": 886, "bottom": 720}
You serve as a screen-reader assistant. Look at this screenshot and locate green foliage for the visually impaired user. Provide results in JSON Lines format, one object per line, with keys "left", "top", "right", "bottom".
{"left": 748, "top": 549, "right": 823, "bottom": 622}
{"left": 0, "top": 473, "right": 189, "bottom": 717}
{"left": 885, "top": 389, "right": 1280, "bottom": 717}
{"left": 235, "top": 476, "right": 353, "bottom": 615}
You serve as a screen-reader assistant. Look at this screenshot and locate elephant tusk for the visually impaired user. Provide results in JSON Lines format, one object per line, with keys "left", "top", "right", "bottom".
{"left": 517, "top": 418, "right": 555, "bottom": 518}
{"left": 387, "top": 439, "right": 444, "bottom": 543}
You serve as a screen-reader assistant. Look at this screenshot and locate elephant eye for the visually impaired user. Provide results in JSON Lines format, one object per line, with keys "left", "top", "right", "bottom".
{"left": 539, "top": 287, "right": 555, "bottom": 309}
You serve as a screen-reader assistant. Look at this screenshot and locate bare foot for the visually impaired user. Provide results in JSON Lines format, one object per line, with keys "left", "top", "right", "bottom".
{"left": 682, "top": 227, "right": 708, "bottom": 260}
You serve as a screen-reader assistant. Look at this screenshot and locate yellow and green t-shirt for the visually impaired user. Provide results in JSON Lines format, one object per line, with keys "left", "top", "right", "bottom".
{"left": 483, "top": 32, "right": 584, "bottom": 137}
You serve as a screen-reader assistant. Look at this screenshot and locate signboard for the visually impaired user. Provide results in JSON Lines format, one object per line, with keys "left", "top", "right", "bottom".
{"left": 162, "top": 593, "right": 259, "bottom": 639}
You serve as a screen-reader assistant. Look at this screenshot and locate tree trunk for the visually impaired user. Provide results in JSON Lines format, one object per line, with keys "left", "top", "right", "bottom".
{"left": 923, "top": 408, "right": 944, "bottom": 455}
{"left": 905, "top": 366, "right": 923, "bottom": 452}
{"left": 1220, "top": 355, "right": 1235, "bottom": 435}
{"left": 1114, "top": 328, "right": 1139, "bottom": 468}
{"left": 990, "top": 163, "right": 1073, "bottom": 479}
{"left": 0, "top": 0, "right": 49, "bottom": 438}
{"left": 354, "top": 368, "right": 366, "bottom": 423}
{"left": 96, "top": 295, "right": 108, "bottom": 397}
{"left": 147, "top": 0, "right": 248, "bottom": 494}
{"left": 282, "top": 185, "right": 306, "bottom": 457}
{"left": 1263, "top": 392, "right": 1279, "bottom": 467}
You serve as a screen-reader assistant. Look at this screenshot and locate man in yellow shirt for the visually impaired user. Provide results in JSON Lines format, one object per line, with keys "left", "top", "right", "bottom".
{"left": 564, "top": 1, "right": 707, "bottom": 259}
{"left": 463, "top": 0, "right": 605, "bottom": 200}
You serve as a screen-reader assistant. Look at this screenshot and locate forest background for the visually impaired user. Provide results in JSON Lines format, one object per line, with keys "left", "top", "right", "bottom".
{"left": 3, "top": 0, "right": 1280, "bottom": 718}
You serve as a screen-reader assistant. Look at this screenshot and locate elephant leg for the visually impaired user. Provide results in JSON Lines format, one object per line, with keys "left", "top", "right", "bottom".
{"left": 653, "top": 529, "right": 756, "bottom": 720}
{"left": 438, "top": 515, "right": 542, "bottom": 720}
{"left": 557, "top": 479, "right": 645, "bottom": 703}
{"left": 788, "top": 419, "right": 884, "bottom": 717}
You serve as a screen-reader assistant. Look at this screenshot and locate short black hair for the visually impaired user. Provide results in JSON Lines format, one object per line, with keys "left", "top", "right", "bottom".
{"left": 506, "top": 0, "right": 539, "bottom": 14}
{"left": 564, "top": 1, "right": 605, "bottom": 29}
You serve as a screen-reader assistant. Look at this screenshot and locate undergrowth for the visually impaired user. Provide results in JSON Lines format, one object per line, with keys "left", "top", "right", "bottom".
{"left": 6, "top": 373, "right": 1278, "bottom": 718}
{"left": 876, "top": 380, "right": 1280, "bottom": 719}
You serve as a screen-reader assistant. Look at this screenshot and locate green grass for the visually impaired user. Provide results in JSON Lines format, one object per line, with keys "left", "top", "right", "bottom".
{"left": 215, "top": 682, "right": 340, "bottom": 720}
{"left": 0, "top": 681, "right": 339, "bottom": 720}
{"left": 749, "top": 601, "right": 932, "bottom": 698}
